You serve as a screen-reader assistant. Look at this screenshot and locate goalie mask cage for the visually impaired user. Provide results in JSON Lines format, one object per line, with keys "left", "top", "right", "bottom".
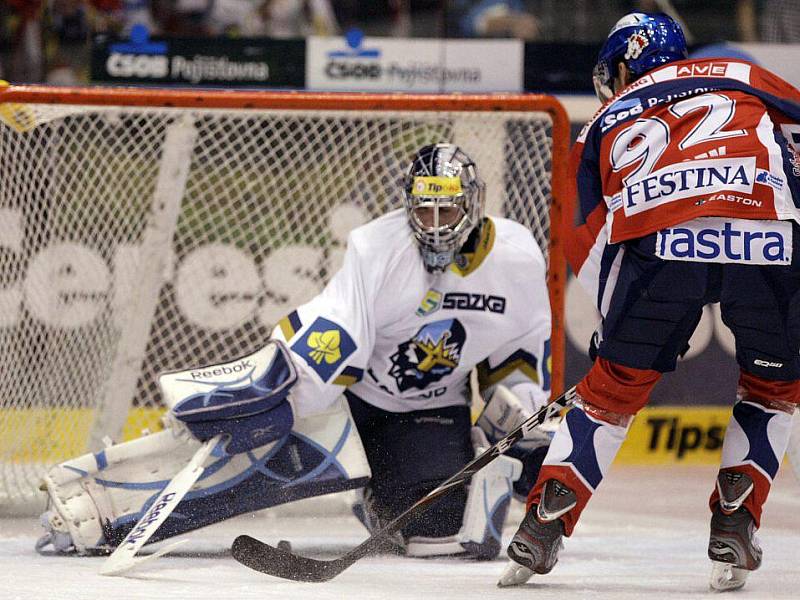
{"left": 0, "top": 84, "right": 569, "bottom": 516}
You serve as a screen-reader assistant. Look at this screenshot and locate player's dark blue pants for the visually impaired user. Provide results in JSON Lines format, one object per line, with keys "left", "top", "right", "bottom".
{"left": 597, "top": 227, "right": 800, "bottom": 384}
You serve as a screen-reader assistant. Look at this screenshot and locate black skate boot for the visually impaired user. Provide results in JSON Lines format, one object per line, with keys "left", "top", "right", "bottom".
{"left": 708, "top": 471, "right": 762, "bottom": 592}
{"left": 497, "top": 479, "right": 576, "bottom": 587}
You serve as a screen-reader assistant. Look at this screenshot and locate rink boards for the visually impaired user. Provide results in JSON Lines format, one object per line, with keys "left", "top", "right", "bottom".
{"left": 0, "top": 405, "right": 752, "bottom": 465}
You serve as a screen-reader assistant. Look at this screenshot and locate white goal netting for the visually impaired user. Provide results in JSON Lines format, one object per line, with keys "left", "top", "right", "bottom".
{"left": 0, "top": 91, "right": 565, "bottom": 515}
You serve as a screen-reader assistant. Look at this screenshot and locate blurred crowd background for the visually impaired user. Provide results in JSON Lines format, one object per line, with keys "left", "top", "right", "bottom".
{"left": 2, "top": 0, "right": 800, "bottom": 85}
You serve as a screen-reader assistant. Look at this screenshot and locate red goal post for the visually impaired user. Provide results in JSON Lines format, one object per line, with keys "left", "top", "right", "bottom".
{"left": 0, "top": 84, "right": 569, "bottom": 514}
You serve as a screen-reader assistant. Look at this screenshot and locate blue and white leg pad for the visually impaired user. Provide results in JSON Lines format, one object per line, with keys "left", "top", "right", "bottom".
{"left": 405, "top": 428, "right": 522, "bottom": 560}
{"left": 37, "top": 397, "right": 371, "bottom": 554}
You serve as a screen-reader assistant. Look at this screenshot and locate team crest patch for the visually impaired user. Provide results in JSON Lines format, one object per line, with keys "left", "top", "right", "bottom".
{"left": 624, "top": 30, "right": 649, "bottom": 60}
{"left": 291, "top": 317, "right": 356, "bottom": 382}
{"left": 416, "top": 289, "right": 442, "bottom": 317}
{"left": 389, "top": 319, "right": 466, "bottom": 392}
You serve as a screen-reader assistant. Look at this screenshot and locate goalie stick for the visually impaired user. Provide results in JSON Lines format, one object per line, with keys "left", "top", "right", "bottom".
{"left": 231, "top": 386, "right": 578, "bottom": 582}
{"left": 100, "top": 434, "right": 223, "bottom": 576}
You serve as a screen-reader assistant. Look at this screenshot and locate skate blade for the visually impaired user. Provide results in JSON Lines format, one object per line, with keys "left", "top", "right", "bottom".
{"left": 709, "top": 560, "right": 749, "bottom": 592}
{"left": 497, "top": 560, "right": 534, "bottom": 587}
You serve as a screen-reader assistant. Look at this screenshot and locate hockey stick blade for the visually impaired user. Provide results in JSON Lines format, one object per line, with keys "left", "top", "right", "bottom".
{"left": 232, "top": 386, "right": 577, "bottom": 582}
{"left": 100, "top": 434, "right": 223, "bottom": 576}
{"left": 233, "top": 535, "right": 349, "bottom": 582}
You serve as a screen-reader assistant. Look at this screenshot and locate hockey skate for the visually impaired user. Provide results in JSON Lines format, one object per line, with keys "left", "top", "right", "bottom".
{"left": 708, "top": 472, "right": 762, "bottom": 592}
{"left": 497, "top": 479, "right": 575, "bottom": 587}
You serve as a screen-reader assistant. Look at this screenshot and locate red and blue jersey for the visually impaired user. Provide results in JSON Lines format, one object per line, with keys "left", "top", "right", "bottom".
{"left": 568, "top": 58, "right": 800, "bottom": 311}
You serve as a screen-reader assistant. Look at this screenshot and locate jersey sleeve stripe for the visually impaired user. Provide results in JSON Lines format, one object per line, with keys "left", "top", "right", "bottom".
{"left": 477, "top": 349, "right": 540, "bottom": 391}
{"left": 278, "top": 310, "right": 303, "bottom": 340}
{"left": 333, "top": 366, "right": 364, "bottom": 387}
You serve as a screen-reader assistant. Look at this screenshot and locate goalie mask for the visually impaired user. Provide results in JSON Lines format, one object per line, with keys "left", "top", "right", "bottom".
{"left": 403, "top": 144, "right": 486, "bottom": 273}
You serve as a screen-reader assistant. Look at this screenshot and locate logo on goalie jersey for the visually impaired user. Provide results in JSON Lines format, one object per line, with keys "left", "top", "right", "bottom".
{"left": 291, "top": 317, "right": 357, "bottom": 382}
{"left": 389, "top": 318, "right": 466, "bottom": 392}
{"left": 416, "top": 289, "right": 443, "bottom": 316}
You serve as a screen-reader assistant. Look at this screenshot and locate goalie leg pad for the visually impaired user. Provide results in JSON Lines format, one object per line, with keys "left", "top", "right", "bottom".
{"left": 347, "top": 395, "right": 522, "bottom": 559}
{"left": 38, "top": 398, "right": 370, "bottom": 554}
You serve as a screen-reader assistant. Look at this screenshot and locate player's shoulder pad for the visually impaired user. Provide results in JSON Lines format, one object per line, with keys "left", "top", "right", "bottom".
{"left": 488, "top": 216, "right": 546, "bottom": 270}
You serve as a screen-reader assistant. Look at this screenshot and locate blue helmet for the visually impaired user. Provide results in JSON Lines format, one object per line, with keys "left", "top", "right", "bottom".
{"left": 593, "top": 12, "right": 688, "bottom": 102}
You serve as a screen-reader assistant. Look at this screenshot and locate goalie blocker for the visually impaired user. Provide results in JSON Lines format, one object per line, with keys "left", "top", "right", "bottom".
{"left": 37, "top": 343, "right": 548, "bottom": 557}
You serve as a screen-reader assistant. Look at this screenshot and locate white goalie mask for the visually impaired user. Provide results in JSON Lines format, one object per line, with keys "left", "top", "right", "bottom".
{"left": 403, "top": 144, "right": 486, "bottom": 273}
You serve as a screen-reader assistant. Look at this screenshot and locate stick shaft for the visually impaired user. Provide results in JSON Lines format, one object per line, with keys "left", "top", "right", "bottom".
{"left": 232, "top": 386, "right": 577, "bottom": 581}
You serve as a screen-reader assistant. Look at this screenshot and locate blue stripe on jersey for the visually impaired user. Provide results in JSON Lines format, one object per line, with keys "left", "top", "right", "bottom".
{"left": 288, "top": 310, "right": 302, "bottom": 334}
{"left": 542, "top": 339, "right": 551, "bottom": 392}
{"left": 596, "top": 243, "right": 622, "bottom": 312}
{"left": 333, "top": 365, "right": 364, "bottom": 387}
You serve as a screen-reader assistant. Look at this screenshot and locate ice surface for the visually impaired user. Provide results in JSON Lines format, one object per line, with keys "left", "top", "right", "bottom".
{"left": 1, "top": 465, "right": 797, "bottom": 600}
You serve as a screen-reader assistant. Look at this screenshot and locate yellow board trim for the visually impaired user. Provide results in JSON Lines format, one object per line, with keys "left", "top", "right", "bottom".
{"left": 0, "top": 406, "right": 745, "bottom": 467}
{"left": 616, "top": 406, "right": 731, "bottom": 465}
{"left": 450, "top": 218, "right": 495, "bottom": 277}
{"left": 467, "top": 405, "right": 744, "bottom": 466}
{"left": 0, "top": 408, "right": 165, "bottom": 463}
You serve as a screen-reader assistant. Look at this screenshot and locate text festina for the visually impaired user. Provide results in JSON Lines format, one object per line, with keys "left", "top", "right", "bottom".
{"left": 618, "top": 158, "right": 755, "bottom": 216}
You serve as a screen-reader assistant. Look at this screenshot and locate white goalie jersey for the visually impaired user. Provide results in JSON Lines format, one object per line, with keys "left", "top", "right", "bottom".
{"left": 273, "top": 209, "right": 552, "bottom": 418}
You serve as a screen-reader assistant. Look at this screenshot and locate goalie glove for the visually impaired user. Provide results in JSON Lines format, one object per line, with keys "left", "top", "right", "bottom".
{"left": 163, "top": 340, "right": 297, "bottom": 454}
{"left": 476, "top": 384, "right": 558, "bottom": 500}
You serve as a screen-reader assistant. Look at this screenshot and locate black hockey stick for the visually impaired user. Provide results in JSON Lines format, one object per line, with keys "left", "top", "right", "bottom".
{"left": 231, "top": 385, "right": 577, "bottom": 582}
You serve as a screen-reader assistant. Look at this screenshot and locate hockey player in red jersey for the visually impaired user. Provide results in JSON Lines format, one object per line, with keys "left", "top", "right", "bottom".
{"left": 500, "top": 12, "right": 800, "bottom": 592}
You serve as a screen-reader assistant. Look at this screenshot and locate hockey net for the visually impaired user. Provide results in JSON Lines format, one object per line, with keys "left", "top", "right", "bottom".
{"left": 0, "top": 85, "right": 569, "bottom": 515}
